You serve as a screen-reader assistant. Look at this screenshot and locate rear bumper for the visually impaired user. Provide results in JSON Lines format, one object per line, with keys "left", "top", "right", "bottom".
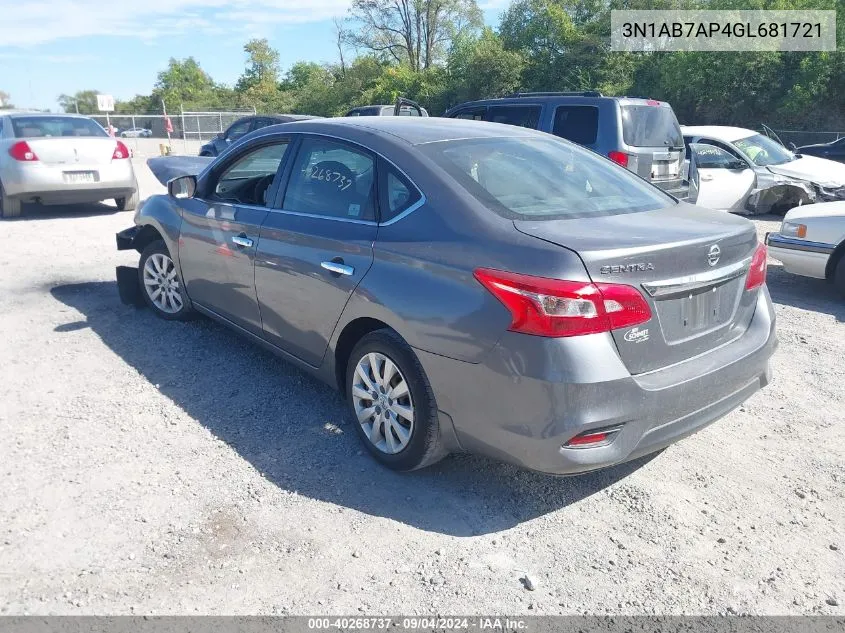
{"left": 1, "top": 160, "right": 136, "bottom": 203}
{"left": 765, "top": 233, "right": 834, "bottom": 279}
{"left": 652, "top": 177, "right": 689, "bottom": 200}
{"left": 415, "top": 287, "right": 776, "bottom": 475}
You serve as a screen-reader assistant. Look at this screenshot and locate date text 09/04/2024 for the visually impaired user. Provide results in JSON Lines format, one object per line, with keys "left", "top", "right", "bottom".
{"left": 307, "top": 618, "right": 528, "bottom": 630}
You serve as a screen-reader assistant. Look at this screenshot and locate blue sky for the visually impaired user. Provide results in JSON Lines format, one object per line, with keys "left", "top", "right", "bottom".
{"left": 0, "top": 1, "right": 509, "bottom": 111}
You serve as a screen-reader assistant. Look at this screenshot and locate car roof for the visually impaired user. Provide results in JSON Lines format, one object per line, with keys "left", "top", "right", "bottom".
{"left": 681, "top": 125, "right": 757, "bottom": 143}
{"left": 3, "top": 112, "right": 98, "bottom": 121}
{"left": 258, "top": 116, "right": 543, "bottom": 146}
{"left": 446, "top": 95, "right": 671, "bottom": 110}
{"left": 268, "top": 114, "right": 320, "bottom": 121}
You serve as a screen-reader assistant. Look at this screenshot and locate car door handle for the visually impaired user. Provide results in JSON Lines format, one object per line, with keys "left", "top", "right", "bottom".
{"left": 321, "top": 261, "right": 354, "bottom": 276}
{"left": 700, "top": 174, "right": 714, "bottom": 181}
{"left": 231, "top": 235, "right": 254, "bottom": 248}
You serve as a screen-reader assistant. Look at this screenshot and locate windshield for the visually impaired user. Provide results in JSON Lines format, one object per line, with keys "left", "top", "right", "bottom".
{"left": 11, "top": 116, "right": 107, "bottom": 138}
{"left": 621, "top": 105, "right": 684, "bottom": 148}
{"left": 421, "top": 137, "right": 675, "bottom": 220}
{"left": 734, "top": 133, "right": 796, "bottom": 166}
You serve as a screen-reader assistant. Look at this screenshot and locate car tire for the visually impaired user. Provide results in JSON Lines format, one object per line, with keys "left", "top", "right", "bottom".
{"left": 0, "top": 182, "right": 22, "bottom": 219}
{"left": 138, "top": 240, "right": 194, "bottom": 321}
{"left": 833, "top": 254, "right": 845, "bottom": 298}
{"left": 345, "top": 329, "right": 447, "bottom": 471}
{"left": 116, "top": 188, "right": 139, "bottom": 212}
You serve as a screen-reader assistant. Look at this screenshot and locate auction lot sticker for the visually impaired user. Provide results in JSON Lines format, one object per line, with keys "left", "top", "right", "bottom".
{"left": 611, "top": 10, "right": 836, "bottom": 51}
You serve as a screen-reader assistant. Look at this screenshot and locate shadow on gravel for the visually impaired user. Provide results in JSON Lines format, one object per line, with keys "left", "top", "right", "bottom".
{"left": 5, "top": 201, "right": 121, "bottom": 221}
{"left": 51, "top": 281, "right": 657, "bottom": 537}
{"left": 766, "top": 263, "right": 845, "bottom": 322}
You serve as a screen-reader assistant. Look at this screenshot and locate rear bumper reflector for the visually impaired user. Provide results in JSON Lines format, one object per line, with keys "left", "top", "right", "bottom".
{"left": 564, "top": 425, "right": 625, "bottom": 449}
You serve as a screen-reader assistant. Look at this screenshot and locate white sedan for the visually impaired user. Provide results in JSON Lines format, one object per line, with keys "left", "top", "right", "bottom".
{"left": 766, "top": 201, "right": 845, "bottom": 294}
{"left": 683, "top": 125, "right": 845, "bottom": 214}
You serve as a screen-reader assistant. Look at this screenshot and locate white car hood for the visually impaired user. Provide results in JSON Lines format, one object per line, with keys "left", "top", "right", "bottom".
{"left": 784, "top": 200, "right": 845, "bottom": 221}
{"left": 768, "top": 155, "right": 845, "bottom": 188}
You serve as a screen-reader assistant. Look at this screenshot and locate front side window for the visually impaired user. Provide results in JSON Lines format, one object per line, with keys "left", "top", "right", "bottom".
{"left": 226, "top": 119, "right": 252, "bottom": 141}
{"left": 213, "top": 141, "right": 289, "bottom": 206}
{"left": 422, "top": 136, "right": 674, "bottom": 220}
{"left": 11, "top": 116, "right": 107, "bottom": 138}
{"left": 487, "top": 105, "right": 541, "bottom": 129}
{"left": 552, "top": 106, "right": 599, "bottom": 145}
{"left": 733, "top": 133, "right": 796, "bottom": 166}
{"left": 283, "top": 137, "right": 376, "bottom": 220}
{"left": 452, "top": 108, "right": 486, "bottom": 121}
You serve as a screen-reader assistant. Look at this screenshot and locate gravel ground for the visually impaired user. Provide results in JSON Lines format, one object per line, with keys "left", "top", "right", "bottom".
{"left": 1, "top": 159, "right": 843, "bottom": 616}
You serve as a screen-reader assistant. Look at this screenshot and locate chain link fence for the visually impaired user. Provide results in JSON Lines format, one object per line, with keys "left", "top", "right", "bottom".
{"left": 89, "top": 109, "right": 256, "bottom": 156}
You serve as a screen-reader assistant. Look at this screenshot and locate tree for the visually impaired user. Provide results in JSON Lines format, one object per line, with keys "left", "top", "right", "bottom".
{"left": 152, "top": 57, "right": 219, "bottom": 110}
{"left": 346, "top": 0, "right": 483, "bottom": 71}
{"left": 236, "top": 39, "right": 281, "bottom": 92}
{"left": 0, "top": 90, "right": 11, "bottom": 109}
{"left": 58, "top": 90, "right": 101, "bottom": 114}
{"left": 447, "top": 28, "right": 525, "bottom": 104}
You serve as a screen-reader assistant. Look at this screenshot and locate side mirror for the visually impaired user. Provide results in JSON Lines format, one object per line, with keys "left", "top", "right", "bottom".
{"left": 216, "top": 132, "right": 225, "bottom": 140}
{"left": 168, "top": 175, "right": 197, "bottom": 199}
{"left": 728, "top": 160, "right": 748, "bottom": 170}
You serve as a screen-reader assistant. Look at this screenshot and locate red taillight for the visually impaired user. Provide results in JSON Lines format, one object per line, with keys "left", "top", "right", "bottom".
{"left": 9, "top": 141, "right": 38, "bottom": 162}
{"left": 607, "top": 150, "right": 629, "bottom": 167}
{"left": 474, "top": 268, "right": 651, "bottom": 338}
{"left": 745, "top": 243, "right": 768, "bottom": 291}
{"left": 112, "top": 141, "right": 130, "bottom": 160}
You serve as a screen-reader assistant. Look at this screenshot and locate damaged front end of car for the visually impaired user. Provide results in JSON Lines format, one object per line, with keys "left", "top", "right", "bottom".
{"left": 745, "top": 173, "right": 845, "bottom": 215}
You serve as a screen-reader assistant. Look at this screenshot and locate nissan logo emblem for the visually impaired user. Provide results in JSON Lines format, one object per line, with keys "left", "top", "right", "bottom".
{"left": 707, "top": 244, "right": 721, "bottom": 267}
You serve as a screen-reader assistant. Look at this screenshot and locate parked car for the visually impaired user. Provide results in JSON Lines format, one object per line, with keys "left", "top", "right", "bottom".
{"left": 120, "top": 127, "right": 152, "bottom": 138}
{"left": 765, "top": 201, "right": 845, "bottom": 294}
{"left": 795, "top": 137, "right": 845, "bottom": 164}
{"left": 444, "top": 92, "right": 693, "bottom": 200}
{"left": 199, "top": 114, "right": 318, "bottom": 157}
{"left": 683, "top": 126, "right": 845, "bottom": 214}
{"left": 117, "top": 117, "right": 775, "bottom": 475}
{"left": 345, "top": 99, "right": 429, "bottom": 117}
{"left": 0, "top": 113, "right": 138, "bottom": 218}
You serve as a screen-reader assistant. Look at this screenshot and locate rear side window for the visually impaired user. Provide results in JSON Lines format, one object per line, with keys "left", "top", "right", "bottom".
{"left": 621, "top": 105, "right": 684, "bottom": 148}
{"left": 552, "top": 106, "right": 599, "bottom": 145}
{"left": 422, "top": 137, "right": 673, "bottom": 220}
{"left": 226, "top": 119, "right": 253, "bottom": 141}
{"left": 11, "top": 116, "right": 107, "bottom": 138}
{"left": 380, "top": 166, "right": 422, "bottom": 222}
{"left": 487, "top": 105, "right": 541, "bottom": 129}
{"left": 283, "top": 137, "right": 376, "bottom": 221}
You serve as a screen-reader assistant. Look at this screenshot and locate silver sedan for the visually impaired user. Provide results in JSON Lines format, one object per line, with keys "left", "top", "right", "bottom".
{"left": 0, "top": 113, "right": 138, "bottom": 218}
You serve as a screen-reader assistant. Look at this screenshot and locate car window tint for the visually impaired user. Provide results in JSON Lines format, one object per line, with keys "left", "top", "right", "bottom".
{"left": 213, "top": 141, "right": 289, "bottom": 206}
{"left": 283, "top": 137, "right": 376, "bottom": 221}
{"left": 552, "top": 106, "right": 598, "bottom": 145}
{"left": 620, "top": 105, "right": 683, "bottom": 148}
{"left": 381, "top": 167, "right": 422, "bottom": 222}
{"left": 11, "top": 116, "right": 107, "bottom": 138}
{"left": 226, "top": 119, "right": 252, "bottom": 141}
{"left": 452, "top": 108, "right": 485, "bottom": 121}
{"left": 487, "top": 105, "right": 541, "bottom": 129}
{"left": 422, "top": 137, "right": 673, "bottom": 220}
{"left": 691, "top": 143, "right": 740, "bottom": 169}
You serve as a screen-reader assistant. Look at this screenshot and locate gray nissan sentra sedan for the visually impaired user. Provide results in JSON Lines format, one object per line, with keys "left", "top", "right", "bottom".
{"left": 116, "top": 117, "right": 776, "bottom": 475}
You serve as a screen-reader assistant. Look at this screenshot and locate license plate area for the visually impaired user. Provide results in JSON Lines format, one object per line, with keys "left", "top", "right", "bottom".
{"left": 63, "top": 171, "right": 98, "bottom": 184}
{"left": 650, "top": 152, "right": 680, "bottom": 179}
{"left": 655, "top": 278, "right": 742, "bottom": 343}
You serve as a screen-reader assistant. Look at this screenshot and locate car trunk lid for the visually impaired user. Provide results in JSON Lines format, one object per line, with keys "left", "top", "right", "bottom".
{"left": 24, "top": 137, "right": 120, "bottom": 167}
{"left": 514, "top": 204, "right": 760, "bottom": 374}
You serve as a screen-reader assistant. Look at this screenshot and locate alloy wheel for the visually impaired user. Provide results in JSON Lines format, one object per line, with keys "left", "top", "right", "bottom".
{"left": 142, "top": 253, "right": 184, "bottom": 314}
{"left": 351, "top": 352, "right": 414, "bottom": 454}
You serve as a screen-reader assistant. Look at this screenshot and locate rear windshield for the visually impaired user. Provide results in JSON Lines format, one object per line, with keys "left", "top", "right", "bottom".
{"left": 621, "top": 105, "right": 683, "bottom": 148}
{"left": 11, "top": 116, "right": 107, "bottom": 138}
{"left": 421, "top": 137, "right": 674, "bottom": 220}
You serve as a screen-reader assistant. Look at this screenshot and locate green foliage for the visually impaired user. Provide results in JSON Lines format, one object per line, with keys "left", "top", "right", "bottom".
{"left": 55, "top": 0, "right": 845, "bottom": 129}
{"left": 0, "top": 90, "right": 12, "bottom": 109}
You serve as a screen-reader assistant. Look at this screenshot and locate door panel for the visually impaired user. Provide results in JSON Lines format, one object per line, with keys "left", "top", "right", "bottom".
{"left": 691, "top": 143, "right": 756, "bottom": 212}
{"left": 254, "top": 135, "right": 379, "bottom": 366}
{"left": 255, "top": 214, "right": 376, "bottom": 365}
{"left": 177, "top": 139, "right": 290, "bottom": 334}
{"left": 178, "top": 201, "right": 268, "bottom": 333}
